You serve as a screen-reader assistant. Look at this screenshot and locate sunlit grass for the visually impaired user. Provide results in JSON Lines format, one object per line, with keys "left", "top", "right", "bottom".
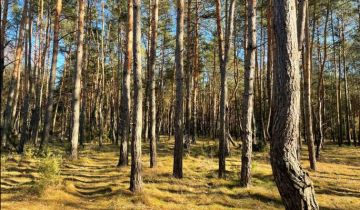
{"left": 1, "top": 137, "right": 359, "bottom": 210}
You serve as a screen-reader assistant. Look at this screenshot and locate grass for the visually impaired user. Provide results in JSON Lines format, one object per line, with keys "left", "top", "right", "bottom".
{"left": 1, "top": 137, "right": 360, "bottom": 210}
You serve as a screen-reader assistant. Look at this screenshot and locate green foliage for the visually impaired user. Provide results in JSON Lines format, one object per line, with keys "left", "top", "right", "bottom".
{"left": 253, "top": 141, "right": 266, "bottom": 152}
{"left": 1, "top": 155, "right": 8, "bottom": 172}
{"left": 23, "top": 147, "right": 36, "bottom": 159}
{"left": 30, "top": 153, "right": 62, "bottom": 195}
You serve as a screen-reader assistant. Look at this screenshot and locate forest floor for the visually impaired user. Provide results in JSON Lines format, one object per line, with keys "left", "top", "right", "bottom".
{"left": 1, "top": 137, "right": 360, "bottom": 210}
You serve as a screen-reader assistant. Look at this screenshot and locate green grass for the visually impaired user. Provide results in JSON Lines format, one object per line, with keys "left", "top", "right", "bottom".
{"left": 1, "top": 137, "right": 359, "bottom": 210}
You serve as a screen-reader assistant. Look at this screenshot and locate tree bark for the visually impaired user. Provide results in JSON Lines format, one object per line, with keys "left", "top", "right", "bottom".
{"left": 148, "top": 0, "right": 158, "bottom": 168}
{"left": 118, "top": 0, "right": 133, "bottom": 167}
{"left": 1, "top": 0, "right": 27, "bottom": 147}
{"left": 40, "top": 0, "right": 62, "bottom": 150}
{"left": 173, "top": 0, "right": 185, "bottom": 179}
{"left": 341, "top": 21, "right": 351, "bottom": 146}
{"left": 215, "top": 0, "right": 235, "bottom": 178}
{"left": 130, "top": 0, "right": 143, "bottom": 192}
{"left": 241, "top": 0, "right": 256, "bottom": 187}
{"left": 270, "top": 0, "right": 319, "bottom": 209}
{"left": 302, "top": 0, "right": 316, "bottom": 170}
{"left": 0, "top": 0, "right": 9, "bottom": 142}
{"left": 315, "top": 2, "right": 329, "bottom": 159}
{"left": 70, "top": 0, "right": 85, "bottom": 160}
{"left": 18, "top": 1, "right": 32, "bottom": 153}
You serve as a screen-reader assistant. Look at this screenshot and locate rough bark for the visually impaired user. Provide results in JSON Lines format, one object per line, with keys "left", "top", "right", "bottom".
{"left": 70, "top": 0, "right": 85, "bottom": 160}
{"left": 270, "top": 0, "right": 319, "bottom": 209}
{"left": 173, "top": 0, "right": 185, "bottom": 179}
{"left": 215, "top": 0, "right": 235, "bottom": 178}
{"left": 241, "top": 0, "right": 256, "bottom": 187}
{"left": 130, "top": 0, "right": 143, "bottom": 192}
{"left": 149, "top": 0, "right": 158, "bottom": 168}
{"left": 40, "top": 0, "right": 62, "bottom": 150}
{"left": 315, "top": 2, "right": 329, "bottom": 159}
{"left": 1, "top": 1, "right": 27, "bottom": 147}
{"left": 302, "top": 0, "right": 316, "bottom": 170}
{"left": 341, "top": 21, "right": 351, "bottom": 146}
{"left": 118, "top": 0, "right": 133, "bottom": 167}
{"left": 0, "top": 0, "right": 9, "bottom": 142}
{"left": 18, "top": 4, "right": 32, "bottom": 153}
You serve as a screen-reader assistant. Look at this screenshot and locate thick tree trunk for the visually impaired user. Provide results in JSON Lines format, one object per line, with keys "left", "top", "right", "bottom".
{"left": 40, "top": 0, "right": 62, "bottom": 150}
{"left": 130, "top": 0, "right": 143, "bottom": 192}
{"left": 173, "top": 0, "right": 185, "bottom": 179}
{"left": 148, "top": 0, "right": 158, "bottom": 168}
{"left": 118, "top": 0, "right": 133, "bottom": 167}
{"left": 241, "top": 0, "right": 256, "bottom": 187}
{"left": 70, "top": 0, "right": 85, "bottom": 160}
{"left": 270, "top": 0, "right": 319, "bottom": 209}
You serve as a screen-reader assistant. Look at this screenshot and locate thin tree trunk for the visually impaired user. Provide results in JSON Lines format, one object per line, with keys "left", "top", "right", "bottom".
{"left": 40, "top": 0, "right": 62, "bottom": 150}
{"left": 173, "top": 0, "right": 185, "bottom": 179}
{"left": 185, "top": 0, "right": 193, "bottom": 141}
{"left": 265, "top": 0, "right": 273, "bottom": 141}
{"left": 302, "top": 0, "right": 316, "bottom": 170}
{"left": 0, "top": 0, "right": 9, "bottom": 142}
{"left": 215, "top": 0, "right": 235, "bottom": 178}
{"left": 1, "top": 1, "right": 28, "bottom": 147}
{"left": 130, "top": 0, "right": 143, "bottom": 192}
{"left": 118, "top": 0, "right": 133, "bottom": 167}
{"left": 241, "top": 0, "right": 256, "bottom": 187}
{"left": 341, "top": 21, "right": 351, "bottom": 146}
{"left": 191, "top": 0, "right": 199, "bottom": 143}
{"left": 315, "top": 2, "right": 329, "bottom": 159}
{"left": 70, "top": 0, "right": 85, "bottom": 160}
{"left": 18, "top": 1, "right": 32, "bottom": 153}
{"left": 148, "top": 0, "right": 158, "bottom": 168}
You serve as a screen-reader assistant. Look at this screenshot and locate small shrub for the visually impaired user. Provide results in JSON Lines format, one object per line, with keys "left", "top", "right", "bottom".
{"left": 31, "top": 153, "right": 62, "bottom": 195}
{"left": 1, "top": 155, "right": 7, "bottom": 172}
{"left": 253, "top": 141, "right": 266, "bottom": 152}
{"left": 23, "top": 147, "right": 35, "bottom": 159}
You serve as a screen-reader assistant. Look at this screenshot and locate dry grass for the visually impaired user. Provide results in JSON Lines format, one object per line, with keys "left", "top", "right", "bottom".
{"left": 1, "top": 137, "right": 359, "bottom": 210}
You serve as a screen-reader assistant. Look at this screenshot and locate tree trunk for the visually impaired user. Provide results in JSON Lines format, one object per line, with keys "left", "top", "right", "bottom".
{"left": 1, "top": 1, "right": 27, "bottom": 147}
{"left": 302, "top": 0, "right": 316, "bottom": 170}
{"left": 0, "top": 0, "right": 9, "bottom": 142}
{"left": 241, "top": 0, "right": 256, "bottom": 187}
{"left": 184, "top": 0, "right": 193, "bottom": 142}
{"left": 118, "top": 0, "right": 133, "bottom": 167}
{"left": 130, "top": 0, "right": 143, "bottom": 192}
{"left": 265, "top": 0, "right": 273, "bottom": 141}
{"left": 18, "top": 1, "right": 32, "bottom": 154}
{"left": 315, "top": 2, "right": 329, "bottom": 159}
{"left": 40, "top": 0, "right": 62, "bottom": 150}
{"left": 215, "top": 0, "right": 235, "bottom": 178}
{"left": 70, "top": 0, "right": 85, "bottom": 160}
{"left": 191, "top": 0, "right": 199, "bottom": 143}
{"left": 173, "top": 0, "right": 185, "bottom": 179}
{"left": 341, "top": 21, "right": 351, "bottom": 146}
{"left": 270, "top": 0, "right": 318, "bottom": 208}
{"left": 148, "top": 0, "right": 158, "bottom": 168}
